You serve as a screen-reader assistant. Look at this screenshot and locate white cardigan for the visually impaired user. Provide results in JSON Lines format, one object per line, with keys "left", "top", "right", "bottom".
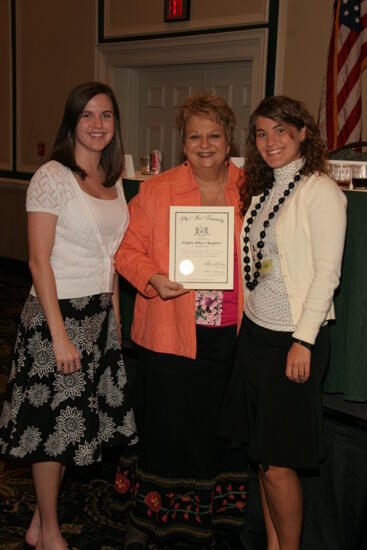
{"left": 241, "top": 173, "right": 347, "bottom": 344}
{"left": 26, "top": 160, "right": 129, "bottom": 299}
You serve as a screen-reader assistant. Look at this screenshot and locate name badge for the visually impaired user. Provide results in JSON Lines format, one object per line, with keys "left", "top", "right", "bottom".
{"left": 251, "top": 243, "right": 273, "bottom": 280}
{"left": 259, "top": 258, "right": 273, "bottom": 279}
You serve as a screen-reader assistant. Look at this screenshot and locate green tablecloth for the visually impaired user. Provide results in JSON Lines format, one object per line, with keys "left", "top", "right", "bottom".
{"left": 323, "top": 190, "right": 367, "bottom": 402}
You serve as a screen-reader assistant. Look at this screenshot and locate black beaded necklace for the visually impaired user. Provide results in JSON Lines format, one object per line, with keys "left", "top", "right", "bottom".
{"left": 243, "top": 172, "right": 301, "bottom": 290}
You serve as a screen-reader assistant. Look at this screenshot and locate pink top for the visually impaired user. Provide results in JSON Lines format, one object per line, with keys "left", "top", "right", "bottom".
{"left": 195, "top": 245, "right": 239, "bottom": 327}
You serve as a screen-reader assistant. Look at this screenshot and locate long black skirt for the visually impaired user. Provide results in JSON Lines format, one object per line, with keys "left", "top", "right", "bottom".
{"left": 219, "top": 316, "right": 330, "bottom": 470}
{"left": 115, "top": 325, "right": 248, "bottom": 545}
{"left": 0, "top": 293, "right": 137, "bottom": 465}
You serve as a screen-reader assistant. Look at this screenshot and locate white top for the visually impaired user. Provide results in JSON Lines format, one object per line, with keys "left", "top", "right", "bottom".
{"left": 241, "top": 170, "right": 347, "bottom": 344}
{"left": 26, "top": 160, "right": 129, "bottom": 299}
{"left": 82, "top": 192, "right": 125, "bottom": 256}
{"left": 245, "top": 158, "right": 303, "bottom": 331}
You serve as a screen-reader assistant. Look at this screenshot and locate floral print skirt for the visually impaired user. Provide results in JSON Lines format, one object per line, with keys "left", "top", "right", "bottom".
{"left": 0, "top": 293, "right": 137, "bottom": 465}
{"left": 115, "top": 325, "right": 248, "bottom": 545}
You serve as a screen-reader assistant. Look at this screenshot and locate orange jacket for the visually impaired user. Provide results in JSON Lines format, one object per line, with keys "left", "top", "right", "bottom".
{"left": 115, "top": 161, "right": 244, "bottom": 359}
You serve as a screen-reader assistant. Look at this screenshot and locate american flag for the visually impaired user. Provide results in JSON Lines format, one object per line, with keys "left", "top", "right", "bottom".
{"left": 319, "top": 0, "right": 367, "bottom": 150}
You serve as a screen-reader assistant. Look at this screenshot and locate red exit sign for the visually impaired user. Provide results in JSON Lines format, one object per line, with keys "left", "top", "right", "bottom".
{"left": 164, "top": 0, "right": 191, "bottom": 22}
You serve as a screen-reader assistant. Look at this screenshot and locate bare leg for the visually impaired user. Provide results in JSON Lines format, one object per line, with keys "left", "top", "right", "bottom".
{"left": 261, "top": 465, "right": 303, "bottom": 550}
{"left": 258, "top": 467, "right": 280, "bottom": 550}
{"left": 31, "top": 461, "right": 68, "bottom": 550}
{"left": 26, "top": 465, "right": 66, "bottom": 546}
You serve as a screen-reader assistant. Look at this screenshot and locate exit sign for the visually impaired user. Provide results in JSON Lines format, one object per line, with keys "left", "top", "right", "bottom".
{"left": 164, "top": 0, "right": 191, "bottom": 22}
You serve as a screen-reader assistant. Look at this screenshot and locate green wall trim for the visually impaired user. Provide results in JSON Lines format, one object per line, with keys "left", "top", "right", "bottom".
{"left": 266, "top": 0, "right": 279, "bottom": 96}
{"left": 11, "top": 0, "right": 16, "bottom": 172}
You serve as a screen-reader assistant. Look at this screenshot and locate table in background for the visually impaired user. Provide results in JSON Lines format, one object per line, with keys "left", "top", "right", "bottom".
{"left": 324, "top": 189, "right": 367, "bottom": 402}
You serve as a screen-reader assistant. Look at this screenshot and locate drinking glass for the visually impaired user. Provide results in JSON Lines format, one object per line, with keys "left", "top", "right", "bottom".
{"left": 330, "top": 164, "right": 352, "bottom": 188}
{"left": 352, "top": 163, "right": 367, "bottom": 189}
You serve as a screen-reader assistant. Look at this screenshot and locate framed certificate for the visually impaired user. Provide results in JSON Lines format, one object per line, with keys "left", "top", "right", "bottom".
{"left": 169, "top": 206, "right": 234, "bottom": 289}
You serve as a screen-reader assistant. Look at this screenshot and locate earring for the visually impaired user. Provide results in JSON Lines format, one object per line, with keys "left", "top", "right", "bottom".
{"left": 225, "top": 156, "right": 230, "bottom": 167}
{"left": 184, "top": 157, "right": 188, "bottom": 166}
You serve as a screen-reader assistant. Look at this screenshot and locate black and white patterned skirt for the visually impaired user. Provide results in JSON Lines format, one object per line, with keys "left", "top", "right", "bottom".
{"left": 0, "top": 293, "right": 137, "bottom": 466}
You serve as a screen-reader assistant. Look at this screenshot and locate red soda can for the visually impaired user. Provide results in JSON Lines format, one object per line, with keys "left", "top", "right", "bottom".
{"left": 151, "top": 150, "right": 162, "bottom": 174}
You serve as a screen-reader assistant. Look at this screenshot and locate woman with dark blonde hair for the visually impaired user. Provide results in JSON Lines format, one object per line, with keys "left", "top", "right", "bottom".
{"left": 0, "top": 82, "right": 137, "bottom": 550}
{"left": 220, "top": 95, "right": 347, "bottom": 550}
{"left": 114, "top": 93, "right": 248, "bottom": 549}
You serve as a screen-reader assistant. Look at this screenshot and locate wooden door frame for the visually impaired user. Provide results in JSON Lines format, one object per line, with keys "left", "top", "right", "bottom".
{"left": 96, "top": 29, "right": 267, "bottom": 163}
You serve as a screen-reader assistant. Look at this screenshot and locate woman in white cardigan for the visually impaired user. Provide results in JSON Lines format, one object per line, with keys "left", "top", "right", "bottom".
{"left": 0, "top": 82, "right": 137, "bottom": 550}
{"left": 220, "top": 96, "right": 346, "bottom": 550}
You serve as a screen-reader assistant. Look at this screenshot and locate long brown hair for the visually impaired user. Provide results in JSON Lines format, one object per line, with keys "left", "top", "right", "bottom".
{"left": 240, "top": 95, "right": 327, "bottom": 214}
{"left": 51, "top": 82, "right": 124, "bottom": 187}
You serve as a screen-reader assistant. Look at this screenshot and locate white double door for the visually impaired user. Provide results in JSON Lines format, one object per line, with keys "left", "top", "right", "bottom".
{"left": 137, "top": 61, "right": 252, "bottom": 170}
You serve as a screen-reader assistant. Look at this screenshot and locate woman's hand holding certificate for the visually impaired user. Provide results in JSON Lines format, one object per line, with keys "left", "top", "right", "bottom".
{"left": 169, "top": 206, "right": 234, "bottom": 289}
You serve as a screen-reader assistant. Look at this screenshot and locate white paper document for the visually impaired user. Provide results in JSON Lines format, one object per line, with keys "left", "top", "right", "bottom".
{"left": 169, "top": 206, "right": 234, "bottom": 289}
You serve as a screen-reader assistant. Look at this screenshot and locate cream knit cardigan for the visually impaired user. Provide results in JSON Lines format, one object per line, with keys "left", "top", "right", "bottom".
{"left": 241, "top": 173, "right": 347, "bottom": 344}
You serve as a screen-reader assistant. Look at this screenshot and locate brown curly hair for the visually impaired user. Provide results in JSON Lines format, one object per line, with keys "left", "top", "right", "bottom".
{"left": 240, "top": 95, "right": 327, "bottom": 214}
{"left": 176, "top": 93, "right": 236, "bottom": 145}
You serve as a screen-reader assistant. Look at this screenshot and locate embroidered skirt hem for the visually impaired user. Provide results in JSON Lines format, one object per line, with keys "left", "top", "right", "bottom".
{"left": 115, "top": 325, "right": 248, "bottom": 544}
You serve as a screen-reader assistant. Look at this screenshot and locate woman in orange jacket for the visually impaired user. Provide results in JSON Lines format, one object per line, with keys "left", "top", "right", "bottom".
{"left": 115, "top": 94, "right": 248, "bottom": 549}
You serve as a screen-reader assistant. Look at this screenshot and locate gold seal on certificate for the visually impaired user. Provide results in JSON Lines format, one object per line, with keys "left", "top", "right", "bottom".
{"left": 169, "top": 206, "right": 234, "bottom": 289}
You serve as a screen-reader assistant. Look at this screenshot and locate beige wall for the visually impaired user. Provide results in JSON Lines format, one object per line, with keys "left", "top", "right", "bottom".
{"left": 0, "top": 0, "right": 97, "bottom": 260}
{"left": 278, "top": 0, "right": 334, "bottom": 118}
{"left": 17, "top": 0, "right": 97, "bottom": 171}
{"left": 1, "top": 0, "right": 366, "bottom": 260}
{"left": 4, "top": 0, "right": 358, "bottom": 176}
{"left": 105, "top": 0, "right": 268, "bottom": 37}
{"left": 278, "top": 0, "right": 366, "bottom": 139}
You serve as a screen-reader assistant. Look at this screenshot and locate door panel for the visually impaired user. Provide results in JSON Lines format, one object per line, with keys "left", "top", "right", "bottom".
{"left": 204, "top": 63, "right": 252, "bottom": 157}
{"left": 138, "top": 61, "right": 252, "bottom": 169}
{"left": 139, "top": 68, "right": 203, "bottom": 169}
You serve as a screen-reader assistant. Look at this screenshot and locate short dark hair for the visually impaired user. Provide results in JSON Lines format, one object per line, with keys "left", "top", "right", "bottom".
{"left": 176, "top": 93, "right": 236, "bottom": 145}
{"left": 50, "top": 82, "right": 124, "bottom": 187}
{"left": 240, "top": 95, "right": 327, "bottom": 213}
